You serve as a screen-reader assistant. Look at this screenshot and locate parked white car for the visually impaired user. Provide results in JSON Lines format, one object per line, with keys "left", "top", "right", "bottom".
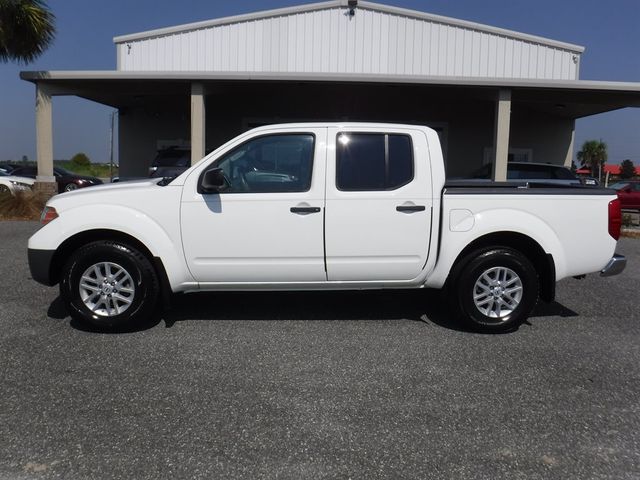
{"left": 28, "top": 123, "right": 626, "bottom": 332}
{"left": 0, "top": 171, "right": 34, "bottom": 195}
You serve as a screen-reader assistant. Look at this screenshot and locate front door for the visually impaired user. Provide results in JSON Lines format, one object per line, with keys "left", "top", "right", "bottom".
{"left": 181, "top": 128, "right": 327, "bottom": 283}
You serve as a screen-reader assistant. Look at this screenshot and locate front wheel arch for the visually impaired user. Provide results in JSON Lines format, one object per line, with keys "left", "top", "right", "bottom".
{"left": 59, "top": 240, "right": 159, "bottom": 328}
{"left": 50, "top": 229, "right": 172, "bottom": 304}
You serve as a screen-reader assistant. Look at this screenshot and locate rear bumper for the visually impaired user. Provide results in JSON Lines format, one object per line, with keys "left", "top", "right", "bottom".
{"left": 600, "top": 254, "right": 627, "bottom": 277}
{"left": 28, "top": 248, "right": 56, "bottom": 286}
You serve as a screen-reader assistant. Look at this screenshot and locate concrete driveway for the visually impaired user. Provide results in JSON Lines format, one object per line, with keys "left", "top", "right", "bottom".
{"left": 1, "top": 222, "right": 639, "bottom": 479}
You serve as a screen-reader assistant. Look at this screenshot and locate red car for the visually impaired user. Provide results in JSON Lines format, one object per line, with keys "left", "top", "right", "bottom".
{"left": 609, "top": 181, "right": 640, "bottom": 211}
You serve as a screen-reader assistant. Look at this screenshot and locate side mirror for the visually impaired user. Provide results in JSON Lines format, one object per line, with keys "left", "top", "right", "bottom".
{"left": 199, "top": 168, "right": 229, "bottom": 194}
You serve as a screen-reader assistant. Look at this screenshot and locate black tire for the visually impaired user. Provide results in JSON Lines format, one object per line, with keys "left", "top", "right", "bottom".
{"left": 451, "top": 247, "right": 539, "bottom": 333}
{"left": 60, "top": 240, "right": 159, "bottom": 329}
{"left": 64, "top": 183, "right": 78, "bottom": 192}
{"left": 0, "top": 184, "right": 10, "bottom": 194}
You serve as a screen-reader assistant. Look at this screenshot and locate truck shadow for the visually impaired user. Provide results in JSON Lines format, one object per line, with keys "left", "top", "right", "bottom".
{"left": 49, "top": 289, "right": 579, "bottom": 334}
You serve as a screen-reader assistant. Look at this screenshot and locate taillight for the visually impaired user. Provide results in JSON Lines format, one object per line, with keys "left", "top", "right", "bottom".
{"left": 608, "top": 198, "right": 621, "bottom": 240}
{"left": 40, "top": 206, "right": 58, "bottom": 225}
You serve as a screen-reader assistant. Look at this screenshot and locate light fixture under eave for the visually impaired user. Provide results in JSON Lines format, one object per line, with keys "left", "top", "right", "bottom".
{"left": 348, "top": 0, "right": 357, "bottom": 16}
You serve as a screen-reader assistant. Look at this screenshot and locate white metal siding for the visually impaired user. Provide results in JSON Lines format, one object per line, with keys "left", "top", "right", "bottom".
{"left": 116, "top": 6, "right": 580, "bottom": 80}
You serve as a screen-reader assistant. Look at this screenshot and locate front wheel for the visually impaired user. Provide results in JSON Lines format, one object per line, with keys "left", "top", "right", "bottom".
{"left": 452, "top": 247, "right": 539, "bottom": 333}
{"left": 60, "top": 240, "right": 159, "bottom": 329}
{"left": 64, "top": 183, "right": 78, "bottom": 192}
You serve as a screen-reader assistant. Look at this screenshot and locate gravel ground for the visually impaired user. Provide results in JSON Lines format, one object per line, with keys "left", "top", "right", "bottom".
{"left": 1, "top": 221, "right": 639, "bottom": 479}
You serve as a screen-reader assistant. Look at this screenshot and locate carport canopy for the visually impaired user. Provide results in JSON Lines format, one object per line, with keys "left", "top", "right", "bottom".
{"left": 20, "top": 70, "right": 640, "bottom": 190}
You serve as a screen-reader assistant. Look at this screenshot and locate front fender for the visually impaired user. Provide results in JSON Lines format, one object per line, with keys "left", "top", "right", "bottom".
{"left": 28, "top": 204, "right": 195, "bottom": 290}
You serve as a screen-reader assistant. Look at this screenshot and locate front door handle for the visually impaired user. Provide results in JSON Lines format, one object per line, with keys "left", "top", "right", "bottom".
{"left": 290, "top": 206, "right": 321, "bottom": 214}
{"left": 396, "top": 205, "right": 426, "bottom": 212}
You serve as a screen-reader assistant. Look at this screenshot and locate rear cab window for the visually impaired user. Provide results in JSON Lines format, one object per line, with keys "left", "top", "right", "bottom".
{"left": 336, "top": 133, "right": 414, "bottom": 191}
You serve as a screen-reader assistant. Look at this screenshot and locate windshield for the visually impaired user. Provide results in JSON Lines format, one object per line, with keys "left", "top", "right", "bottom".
{"left": 153, "top": 150, "right": 190, "bottom": 167}
{"left": 54, "top": 167, "right": 72, "bottom": 175}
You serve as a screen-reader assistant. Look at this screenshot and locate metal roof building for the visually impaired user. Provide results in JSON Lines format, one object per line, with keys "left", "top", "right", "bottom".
{"left": 20, "top": 0, "right": 640, "bottom": 191}
{"left": 113, "top": 1, "right": 583, "bottom": 79}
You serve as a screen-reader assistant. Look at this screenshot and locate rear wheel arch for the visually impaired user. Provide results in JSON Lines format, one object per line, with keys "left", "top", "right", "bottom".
{"left": 446, "top": 231, "right": 555, "bottom": 303}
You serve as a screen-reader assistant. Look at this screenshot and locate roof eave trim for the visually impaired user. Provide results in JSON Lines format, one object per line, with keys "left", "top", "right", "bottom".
{"left": 113, "top": 0, "right": 341, "bottom": 43}
{"left": 19, "top": 71, "right": 640, "bottom": 92}
{"left": 358, "top": 1, "right": 585, "bottom": 53}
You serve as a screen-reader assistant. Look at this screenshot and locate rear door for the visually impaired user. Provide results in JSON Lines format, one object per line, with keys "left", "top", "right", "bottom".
{"left": 324, "top": 126, "right": 433, "bottom": 282}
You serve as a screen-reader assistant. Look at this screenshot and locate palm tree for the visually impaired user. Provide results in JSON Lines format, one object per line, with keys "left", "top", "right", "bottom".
{"left": 577, "top": 140, "right": 607, "bottom": 181}
{"left": 0, "top": 0, "right": 55, "bottom": 64}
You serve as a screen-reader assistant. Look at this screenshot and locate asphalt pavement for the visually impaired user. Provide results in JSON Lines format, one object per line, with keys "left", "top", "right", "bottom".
{"left": 1, "top": 221, "right": 639, "bottom": 479}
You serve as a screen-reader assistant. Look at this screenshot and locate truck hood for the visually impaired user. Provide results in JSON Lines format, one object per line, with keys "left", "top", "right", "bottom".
{"left": 46, "top": 178, "right": 171, "bottom": 211}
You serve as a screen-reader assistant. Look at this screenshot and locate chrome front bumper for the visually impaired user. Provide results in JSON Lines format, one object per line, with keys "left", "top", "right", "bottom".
{"left": 600, "top": 254, "right": 627, "bottom": 277}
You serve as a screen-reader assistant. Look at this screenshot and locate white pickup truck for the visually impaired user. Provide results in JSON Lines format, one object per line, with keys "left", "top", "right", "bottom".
{"left": 28, "top": 123, "right": 626, "bottom": 332}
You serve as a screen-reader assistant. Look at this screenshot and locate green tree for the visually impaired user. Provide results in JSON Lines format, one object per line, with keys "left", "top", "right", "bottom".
{"left": 620, "top": 159, "right": 636, "bottom": 179}
{"left": 0, "top": 0, "right": 55, "bottom": 64}
{"left": 577, "top": 140, "right": 608, "bottom": 180}
{"left": 70, "top": 152, "right": 90, "bottom": 167}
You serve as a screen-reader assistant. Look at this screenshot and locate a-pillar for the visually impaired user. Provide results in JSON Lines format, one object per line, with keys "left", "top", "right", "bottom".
{"left": 492, "top": 89, "right": 512, "bottom": 181}
{"left": 191, "top": 82, "right": 206, "bottom": 166}
{"left": 34, "top": 83, "right": 58, "bottom": 196}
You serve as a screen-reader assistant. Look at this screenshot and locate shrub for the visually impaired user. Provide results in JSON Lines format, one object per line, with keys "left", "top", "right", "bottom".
{"left": 620, "top": 159, "right": 636, "bottom": 179}
{"left": 70, "top": 152, "right": 91, "bottom": 167}
{"left": 0, "top": 190, "right": 46, "bottom": 221}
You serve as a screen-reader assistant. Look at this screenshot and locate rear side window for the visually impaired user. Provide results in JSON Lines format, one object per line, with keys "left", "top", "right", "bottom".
{"left": 336, "top": 133, "right": 414, "bottom": 191}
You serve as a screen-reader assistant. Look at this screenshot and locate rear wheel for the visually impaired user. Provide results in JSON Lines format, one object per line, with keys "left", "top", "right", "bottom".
{"left": 452, "top": 247, "right": 539, "bottom": 333}
{"left": 60, "top": 240, "right": 159, "bottom": 329}
{"left": 0, "top": 184, "right": 10, "bottom": 194}
{"left": 64, "top": 183, "right": 78, "bottom": 192}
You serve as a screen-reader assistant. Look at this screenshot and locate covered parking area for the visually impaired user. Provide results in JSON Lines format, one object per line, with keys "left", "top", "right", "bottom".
{"left": 20, "top": 71, "right": 640, "bottom": 194}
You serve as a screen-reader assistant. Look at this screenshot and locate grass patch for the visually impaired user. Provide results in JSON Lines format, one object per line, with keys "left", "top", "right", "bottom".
{"left": 0, "top": 190, "right": 46, "bottom": 221}
{"left": 621, "top": 228, "right": 640, "bottom": 239}
{"left": 56, "top": 161, "right": 118, "bottom": 178}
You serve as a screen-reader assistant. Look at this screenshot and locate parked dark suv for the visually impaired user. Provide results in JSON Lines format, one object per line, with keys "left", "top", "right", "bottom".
{"left": 10, "top": 166, "right": 103, "bottom": 192}
{"left": 148, "top": 147, "right": 191, "bottom": 178}
{"left": 466, "top": 162, "right": 587, "bottom": 186}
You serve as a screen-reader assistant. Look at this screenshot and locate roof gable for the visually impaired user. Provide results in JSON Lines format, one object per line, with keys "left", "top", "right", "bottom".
{"left": 115, "top": 1, "right": 583, "bottom": 80}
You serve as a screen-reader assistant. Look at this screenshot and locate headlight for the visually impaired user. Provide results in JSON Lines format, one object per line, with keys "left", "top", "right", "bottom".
{"left": 10, "top": 181, "right": 31, "bottom": 191}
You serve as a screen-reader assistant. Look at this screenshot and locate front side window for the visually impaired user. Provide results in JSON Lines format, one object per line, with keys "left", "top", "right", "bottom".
{"left": 213, "top": 134, "right": 315, "bottom": 193}
{"left": 336, "top": 133, "right": 413, "bottom": 191}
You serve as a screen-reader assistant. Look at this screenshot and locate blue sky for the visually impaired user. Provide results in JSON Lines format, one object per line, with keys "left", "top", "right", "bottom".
{"left": 0, "top": 0, "right": 638, "bottom": 164}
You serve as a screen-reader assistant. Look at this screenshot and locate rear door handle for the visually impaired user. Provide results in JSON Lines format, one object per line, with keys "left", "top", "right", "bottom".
{"left": 290, "top": 206, "right": 321, "bottom": 214}
{"left": 396, "top": 205, "right": 426, "bottom": 212}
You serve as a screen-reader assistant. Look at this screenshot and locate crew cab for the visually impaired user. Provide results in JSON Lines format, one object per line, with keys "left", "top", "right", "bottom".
{"left": 28, "top": 123, "right": 626, "bottom": 332}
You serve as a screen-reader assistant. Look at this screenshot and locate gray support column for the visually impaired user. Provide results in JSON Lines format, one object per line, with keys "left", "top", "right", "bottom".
{"left": 190, "top": 82, "right": 206, "bottom": 165}
{"left": 492, "top": 89, "right": 512, "bottom": 181}
{"left": 34, "top": 83, "right": 57, "bottom": 196}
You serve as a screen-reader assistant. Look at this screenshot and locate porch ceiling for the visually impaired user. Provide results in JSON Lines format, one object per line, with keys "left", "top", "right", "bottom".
{"left": 20, "top": 71, "right": 640, "bottom": 119}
